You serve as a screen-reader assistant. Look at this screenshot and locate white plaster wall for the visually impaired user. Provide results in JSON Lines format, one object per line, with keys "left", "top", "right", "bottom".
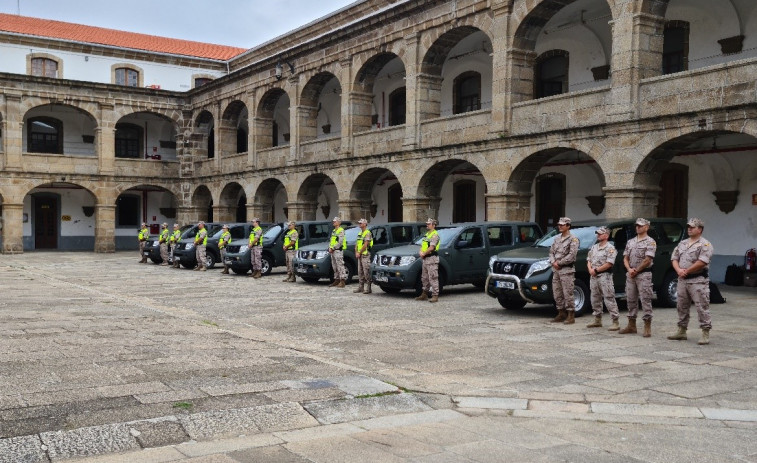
{"left": 315, "top": 183, "right": 338, "bottom": 220}
{"left": 368, "top": 175, "right": 397, "bottom": 225}
{"left": 274, "top": 95, "right": 290, "bottom": 146}
{"left": 22, "top": 187, "right": 96, "bottom": 237}
{"left": 437, "top": 173, "right": 486, "bottom": 225}
{"left": 529, "top": 163, "right": 606, "bottom": 223}
{"left": 117, "top": 113, "right": 178, "bottom": 160}
{"left": 316, "top": 77, "right": 342, "bottom": 138}
{"left": 23, "top": 105, "right": 97, "bottom": 156}
{"left": 535, "top": 26, "right": 608, "bottom": 92}
{"left": 440, "top": 31, "right": 493, "bottom": 117}
{"left": 274, "top": 185, "right": 288, "bottom": 222}
{"left": 0, "top": 43, "right": 226, "bottom": 91}
{"left": 371, "top": 57, "right": 406, "bottom": 129}
{"left": 737, "top": 0, "right": 757, "bottom": 59}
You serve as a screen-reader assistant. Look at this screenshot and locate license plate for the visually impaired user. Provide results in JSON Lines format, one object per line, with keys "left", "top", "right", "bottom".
{"left": 496, "top": 281, "right": 515, "bottom": 289}
{"left": 375, "top": 275, "right": 389, "bottom": 282}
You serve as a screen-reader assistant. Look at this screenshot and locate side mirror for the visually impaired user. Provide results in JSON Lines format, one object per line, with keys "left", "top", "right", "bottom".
{"left": 455, "top": 239, "right": 469, "bottom": 249}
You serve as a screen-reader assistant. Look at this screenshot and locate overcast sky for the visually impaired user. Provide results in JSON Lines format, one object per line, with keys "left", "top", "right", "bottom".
{"left": 0, "top": 0, "right": 359, "bottom": 48}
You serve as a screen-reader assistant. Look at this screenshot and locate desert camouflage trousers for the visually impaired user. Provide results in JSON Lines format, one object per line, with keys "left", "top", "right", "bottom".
{"left": 251, "top": 246, "right": 262, "bottom": 271}
{"left": 160, "top": 243, "right": 169, "bottom": 262}
{"left": 331, "top": 250, "right": 346, "bottom": 279}
{"left": 590, "top": 272, "right": 619, "bottom": 318}
{"left": 421, "top": 255, "right": 439, "bottom": 296}
{"left": 285, "top": 250, "right": 296, "bottom": 274}
{"left": 357, "top": 254, "right": 371, "bottom": 284}
{"left": 195, "top": 245, "right": 206, "bottom": 267}
{"left": 677, "top": 277, "right": 712, "bottom": 329}
{"left": 552, "top": 269, "right": 575, "bottom": 312}
{"left": 626, "top": 271, "right": 653, "bottom": 320}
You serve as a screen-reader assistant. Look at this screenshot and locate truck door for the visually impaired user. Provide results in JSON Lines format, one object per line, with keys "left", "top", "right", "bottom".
{"left": 454, "top": 227, "right": 487, "bottom": 282}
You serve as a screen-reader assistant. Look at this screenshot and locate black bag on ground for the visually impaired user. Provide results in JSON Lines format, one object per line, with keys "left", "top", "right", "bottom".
{"left": 709, "top": 282, "right": 726, "bottom": 304}
{"left": 725, "top": 264, "right": 744, "bottom": 286}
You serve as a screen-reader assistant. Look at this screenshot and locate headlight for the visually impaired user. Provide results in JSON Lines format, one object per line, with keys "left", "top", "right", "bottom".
{"left": 489, "top": 256, "right": 497, "bottom": 272}
{"left": 399, "top": 256, "right": 416, "bottom": 266}
{"left": 185, "top": 243, "right": 194, "bottom": 251}
{"left": 239, "top": 245, "right": 249, "bottom": 253}
{"left": 525, "top": 259, "right": 551, "bottom": 280}
{"left": 315, "top": 251, "right": 330, "bottom": 259}
{"left": 372, "top": 255, "right": 378, "bottom": 265}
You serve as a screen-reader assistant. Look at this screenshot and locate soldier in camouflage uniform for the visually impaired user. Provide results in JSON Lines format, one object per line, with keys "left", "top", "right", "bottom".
{"left": 194, "top": 221, "right": 208, "bottom": 272}
{"left": 354, "top": 218, "right": 373, "bottom": 294}
{"left": 249, "top": 218, "right": 264, "bottom": 278}
{"left": 668, "top": 218, "right": 714, "bottom": 345}
{"left": 282, "top": 221, "right": 299, "bottom": 282}
{"left": 416, "top": 218, "right": 441, "bottom": 303}
{"left": 218, "top": 224, "right": 232, "bottom": 275}
{"left": 158, "top": 223, "right": 170, "bottom": 266}
{"left": 549, "top": 217, "right": 580, "bottom": 324}
{"left": 170, "top": 223, "right": 182, "bottom": 268}
{"left": 621, "top": 218, "right": 657, "bottom": 337}
{"left": 586, "top": 226, "right": 620, "bottom": 330}
{"left": 328, "top": 217, "right": 347, "bottom": 288}
{"left": 138, "top": 222, "right": 149, "bottom": 263}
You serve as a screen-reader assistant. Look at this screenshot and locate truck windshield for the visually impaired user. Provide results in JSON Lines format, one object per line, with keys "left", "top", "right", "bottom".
{"left": 264, "top": 225, "right": 283, "bottom": 240}
{"left": 344, "top": 227, "right": 361, "bottom": 244}
{"left": 534, "top": 226, "right": 598, "bottom": 250}
{"left": 412, "top": 227, "right": 461, "bottom": 247}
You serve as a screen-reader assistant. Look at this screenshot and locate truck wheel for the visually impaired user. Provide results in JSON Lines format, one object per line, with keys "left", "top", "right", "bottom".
{"left": 344, "top": 263, "right": 356, "bottom": 283}
{"left": 205, "top": 253, "right": 216, "bottom": 269}
{"left": 181, "top": 261, "right": 194, "bottom": 269}
{"left": 496, "top": 294, "right": 526, "bottom": 310}
{"left": 261, "top": 255, "right": 273, "bottom": 275}
{"left": 379, "top": 285, "right": 401, "bottom": 294}
{"left": 232, "top": 268, "right": 248, "bottom": 275}
{"left": 658, "top": 271, "right": 678, "bottom": 307}
{"left": 301, "top": 276, "right": 320, "bottom": 283}
{"left": 573, "top": 279, "right": 591, "bottom": 316}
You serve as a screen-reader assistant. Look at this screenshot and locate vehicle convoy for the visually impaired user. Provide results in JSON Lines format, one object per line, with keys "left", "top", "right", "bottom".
{"left": 485, "top": 218, "right": 687, "bottom": 314}
{"left": 371, "top": 222, "right": 543, "bottom": 295}
{"left": 293, "top": 222, "right": 427, "bottom": 283}
{"left": 224, "top": 221, "right": 351, "bottom": 275}
{"left": 170, "top": 223, "right": 225, "bottom": 269}
{"left": 142, "top": 224, "right": 202, "bottom": 264}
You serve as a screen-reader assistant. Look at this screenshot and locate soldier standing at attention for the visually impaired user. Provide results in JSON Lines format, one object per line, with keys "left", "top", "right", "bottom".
{"left": 415, "top": 218, "right": 441, "bottom": 303}
{"left": 194, "top": 221, "right": 208, "bottom": 271}
{"left": 620, "top": 218, "right": 657, "bottom": 337}
{"left": 249, "top": 218, "right": 264, "bottom": 279}
{"left": 218, "top": 225, "right": 232, "bottom": 275}
{"left": 586, "top": 226, "right": 621, "bottom": 330}
{"left": 549, "top": 217, "right": 579, "bottom": 324}
{"left": 282, "top": 221, "right": 299, "bottom": 282}
{"left": 170, "top": 223, "right": 182, "bottom": 268}
{"left": 328, "top": 217, "right": 347, "bottom": 288}
{"left": 138, "top": 222, "right": 150, "bottom": 263}
{"left": 668, "top": 218, "right": 714, "bottom": 345}
{"left": 354, "top": 218, "right": 373, "bottom": 294}
{"left": 158, "top": 223, "right": 170, "bottom": 266}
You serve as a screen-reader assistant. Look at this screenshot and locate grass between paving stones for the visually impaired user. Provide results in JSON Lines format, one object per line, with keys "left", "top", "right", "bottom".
{"left": 173, "top": 402, "right": 194, "bottom": 410}
{"left": 201, "top": 320, "right": 219, "bottom": 327}
{"left": 354, "top": 390, "right": 402, "bottom": 399}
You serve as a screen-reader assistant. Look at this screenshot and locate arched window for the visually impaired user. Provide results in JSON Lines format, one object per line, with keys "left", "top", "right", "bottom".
{"left": 27, "top": 117, "right": 63, "bottom": 153}
{"left": 535, "top": 50, "right": 569, "bottom": 99}
{"left": 272, "top": 121, "right": 279, "bottom": 147}
{"left": 663, "top": 21, "right": 689, "bottom": 75}
{"left": 388, "top": 87, "right": 406, "bottom": 126}
{"left": 237, "top": 128, "right": 248, "bottom": 153}
{"left": 453, "top": 72, "right": 481, "bottom": 114}
{"left": 195, "top": 77, "right": 213, "bottom": 87}
{"left": 115, "top": 67, "right": 139, "bottom": 87}
{"left": 115, "top": 123, "right": 143, "bottom": 159}
{"left": 30, "top": 58, "right": 59, "bottom": 78}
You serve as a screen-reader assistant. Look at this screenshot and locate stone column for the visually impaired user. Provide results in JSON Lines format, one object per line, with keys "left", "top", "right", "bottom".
{"left": 489, "top": 2, "right": 511, "bottom": 135}
{"left": 178, "top": 109, "right": 194, "bottom": 179}
{"left": 485, "top": 193, "right": 532, "bottom": 221}
{"left": 286, "top": 201, "right": 317, "bottom": 221}
{"left": 94, "top": 204, "right": 116, "bottom": 253}
{"left": 337, "top": 199, "right": 371, "bottom": 222}
{"left": 97, "top": 103, "right": 116, "bottom": 175}
{"left": 1, "top": 203, "right": 24, "bottom": 254}
{"left": 402, "top": 196, "right": 441, "bottom": 222}
{"left": 176, "top": 206, "right": 196, "bottom": 226}
{"left": 403, "top": 33, "right": 422, "bottom": 149}
{"left": 248, "top": 203, "right": 270, "bottom": 223}
{"left": 3, "top": 91, "right": 23, "bottom": 171}
{"left": 504, "top": 48, "right": 537, "bottom": 132}
{"left": 603, "top": 186, "right": 660, "bottom": 219}
{"left": 251, "top": 116, "right": 272, "bottom": 168}
{"left": 288, "top": 77, "right": 301, "bottom": 164}
{"left": 212, "top": 204, "right": 235, "bottom": 223}
{"left": 339, "top": 58, "right": 354, "bottom": 155}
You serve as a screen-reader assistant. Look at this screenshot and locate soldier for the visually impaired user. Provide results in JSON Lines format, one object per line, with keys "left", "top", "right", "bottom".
{"left": 170, "top": 223, "right": 182, "bottom": 268}
{"left": 549, "top": 217, "right": 580, "bottom": 324}
{"left": 415, "top": 218, "right": 441, "bottom": 303}
{"left": 354, "top": 218, "right": 373, "bottom": 294}
{"left": 282, "top": 221, "right": 299, "bottom": 282}
{"left": 586, "top": 226, "right": 620, "bottom": 330}
{"left": 138, "top": 222, "right": 149, "bottom": 263}
{"left": 218, "top": 224, "right": 232, "bottom": 275}
{"left": 620, "top": 218, "right": 657, "bottom": 337}
{"left": 249, "top": 218, "right": 264, "bottom": 278}
{"left": 194, "top": 221, "right": 208, "bottom": 271}
{"left": 158, "top": 222, "right": 170, "bottom": 266}
{"left": 328, "top": 217, "right": 347, "bottom": 288}
{"left": 668, "top": 218, "right": 714, "bottom": 345}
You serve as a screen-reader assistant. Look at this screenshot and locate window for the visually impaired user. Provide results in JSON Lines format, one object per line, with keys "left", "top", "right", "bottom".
{"left": 195, "top": 77, "right": 213, "bottom": 87}
{"left": 372, "top": 227, "right": 388, "bottom": 245}
{"left": 458, "top": 227, "right": 483, "bottom": 248}
{"left": 309, "top": 224, "right": 331, "bottom": 239}
{"left": 116, "top": 195, "right": 140, "bottom": 227}
{"left": 518, "top": 226, "right": 541, "bottom": 243}
{"left": 663, "top": 21, "right": 689, "bottom": 75}
{"left": 27, "top": 117, "right": 62, "bottom": 153}
{"left": 453, "top": 72, "right": 481, "bottom": 114}
{"left": 391, "top": 226, "right": 414, "bottom": 244}
{"left": 535, "top": 50, "right": 569, "bottom": 98}
{"left": 657, "top": 222, "right": 684, "bottom": 244}
{"left": 388, "top": 87, "right": 406, "bottom": 126}
{"left": 487, "top": 226, "right": 513, "bottom": 246}
{"left": 115, "top": 123, "right": 143, "bottom": 159}
{"left": 115, "top": 67, "right": 139, "bottom": 87}
{"left": 31, "top": 58, "right": 58, "bottom": 78}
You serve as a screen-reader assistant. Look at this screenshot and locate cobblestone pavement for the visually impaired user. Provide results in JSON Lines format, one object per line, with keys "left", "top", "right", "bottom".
{"left": 1, "top": 252, "right": 756, "bottom": 462}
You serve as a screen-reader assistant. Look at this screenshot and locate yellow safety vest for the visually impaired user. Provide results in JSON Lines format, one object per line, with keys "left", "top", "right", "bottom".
{"left": 284, "top": 229, "right": 299, "bottom": 250}
{"left": 218, "top": 231, "right": 231, "bottom": 249}
{"left": 195, "top": 230, "right": 207, "bottom": 246}
{"left": 159, "top": 228, "right": 169, "bottom": 243}
{"left": 249, "top": 226, "right": 263, "bottom": 247}
{"left": 330, "top": 227, "right": 347, "bottom": 250}
{"left": 420, "top": 230, "right": 440, "bottom": 253}
{"left": 170, "top": 230, "right": 181, "bottom": 243}
{"left": 356, "top": 229, "right": 373, "bottom": 255}
{"left": 138, "top": 227, "right": 149, "bottom": 240}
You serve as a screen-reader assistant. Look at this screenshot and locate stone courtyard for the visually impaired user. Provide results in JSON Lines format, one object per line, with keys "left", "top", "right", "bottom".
{"left": 1, "top": 252, "right": 757, "bottom": 462}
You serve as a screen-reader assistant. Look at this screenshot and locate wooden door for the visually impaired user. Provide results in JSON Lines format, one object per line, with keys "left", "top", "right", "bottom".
{"left": 536, "top": 174, "right": 565, "bottom": 232}
{"left": 453, "top": 180, "right": 476, "bottom": 223}
{"left": 657, "top": 165, "right": 688, "bottom": 218}
{"left": 388, "top": 184, "right": 403, "bottom": 222}
{"left": 34, "top": 196, "right": 58, "bottom": 249}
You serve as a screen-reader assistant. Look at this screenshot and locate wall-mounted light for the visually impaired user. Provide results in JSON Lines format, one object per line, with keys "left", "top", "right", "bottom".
{"left": 275, "top": 59, "right": 296, "bottom": 80}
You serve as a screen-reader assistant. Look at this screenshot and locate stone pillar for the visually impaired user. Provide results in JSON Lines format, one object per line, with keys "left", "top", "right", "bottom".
{"left": 3, "top": 91, "right": 23, "bottom": 171}
{"left": 286, "top": 201, "right": 317, "bottom": 221}
{"left": 176, "top": 206, "right": 195, "bottom": 226}
{"left": 504, "top": 48, "right": 537, "bottom": 132}
{"left": 213, "top": 204, "right": 235, "bottom": 223}
{"left": 337, "top": 199, "right": 371, "bottom": 222}
{"left": 489, "top": 2, "right": 511, "bottom": 135}
{"left": 217, "top": 123, "right": 237, "bottom": 160}
{"left": 178, "top": 109, "right": 194, "bottom": 178}
{"left": 402, "top": 196, "right": 441, "bottom": 222}
{"left": 288, "top": 77, "right": 301, "bottom": 164}
{"left": 603, "top": 186, "right": 660, "bottom": 219}
{"left": 251, "top": 116, "right": 272, "bottom": 168}
{"left": 403, "top": 33, "right": 422, "bottom": 149}
{"left": 97, "top": 103, "right": 116, "bottom": 175}
{"left": 94, "top": 204, "right": 116, "bottom": 253}
{"left": 248, "top": 203, "right": 270, "bottom": 223}
{"left": 339, "top": 58, "right": 354, "bottom": 155}
{"left": 416, "top": 74, "right": 443, "bottom": 123}
{"left": 1, "top": 203, "right": 24, "bottom": 254}
{"left": 485, "top": 193, "right": 532, "bottom": 221}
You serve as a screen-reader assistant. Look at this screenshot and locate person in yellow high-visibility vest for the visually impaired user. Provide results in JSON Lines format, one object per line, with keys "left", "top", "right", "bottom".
{"left": 218, "top": 224, "right": 233, "bottom": 274}
{"left": 138, "top": 222, "right": 150, "bottom": 263}
{"left": 328, "top": 217, "right": 347, "bottom": 288}
{"left": 169, "top": 223, "right": 182, "bottom": 268}
{"left": 249, "top": 218, "right": 264, "bottom": 278}
{"left": 158, "top": 223, "right": 170, "bottom": 266}
{"left": 416, "top": 218, "right": 441, "bottom": 303}
{"left": 282, "top": 221, "right": 299, "bottom": 282}
{"left": 354, "top": 218, "right": 373, "bottom": 294}
{"left": 194, "top": 221, "right": 208, "bottom": 271}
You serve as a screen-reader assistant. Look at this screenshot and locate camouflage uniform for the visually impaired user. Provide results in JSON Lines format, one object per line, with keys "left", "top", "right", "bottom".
{"left": 420, "top": 230, "right": 441, "bottom": 297}
{"left": 138, "top": 224, "right": 149, "bottom": 263}
{"left": 195, "top": 227, "right": 207, "bottom": 270}
{"left": 330, "top": 226, "right": 346, "bottom": 280}
{"left": 158, "top": 224, "right": 170, "bottom": 265}
{"left": 672, "top": 236, "right": 714, "bottom": 330}
{"left": 283, "top": 225, "right": 299, "bottom": 281}
{"left": 249, "top": 223, "right": 263, "bottom": 275}
{"left": 549, "top": 232, "right": 580, "bottom": 313}
{"left": 624, "top": 235, "right": 657, "bottom": 321}
{"left": 588, "top": 241, "right": 620, "bottom": 320}
{"left": 356, "top": 228, "right": 373, "bottom": 289}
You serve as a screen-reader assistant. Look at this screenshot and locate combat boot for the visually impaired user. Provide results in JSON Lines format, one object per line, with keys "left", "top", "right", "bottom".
{"left": 353, "top": 283, "right": 364, "bottom": 293}
{"left": 643, "top": 319, "right": 652, "bottom": 338}
{"left": 337, "top": 279, "right": 345, "bottom": 288}
{"left": 160, "top": 262, "right": 169, "bottom": 266}
{"left": 222, "top": 266, "right": 229, "bottom": 275}
{"left": 363, "top": 283, "right": 372, "bottom": 294}
{"left": 586, "top": 316, "right": 602, "bottom": 328}
{"left": 608, "top": 318, "right": 620, "bottom": 331}
{"left": 200, "top": 264, "right": 207, "bottom": 272}
{"left": 618, "top": 318, "right": 637, "bottom": 334}
{"left": 283, "top": 273, "right": 291, "bottom": 282}
{"left": 550, "top": 310, "right": 567, "bottom": 323}
{"left": 563, "top": 311, "right": 575, "bottom": 325}
{"left": 140, "top": 257, "right": 147, "bottom": 263}
{"left": 289, "top": 274, "right": 297, "bottom": 282}
{"left": 173, "top": 261, "right": 180, "bottom": 269}
{"left": 415, "top": 292, "right": 429, "bottom": 301}
{"left": 253, "top": 270, "right": 262, "bottom": 279}
{"left": 667, "top": 326, "right": 687, "bottom": 340}
{"left": 329, "top": 279, "right": 340, "bottom": 287}
{"left": 428, "top": 295, "right": 439, "bottom": 303}
{"left": 698, "top": 329, "right": 710, "bottom": 345}
{"left": 193, "top": 265, "right": 200, "bottom": 271}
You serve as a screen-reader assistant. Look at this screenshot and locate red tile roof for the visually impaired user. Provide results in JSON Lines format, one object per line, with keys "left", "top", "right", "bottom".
{"left": 0, "top": 13, "right": 247, "bottom": 60}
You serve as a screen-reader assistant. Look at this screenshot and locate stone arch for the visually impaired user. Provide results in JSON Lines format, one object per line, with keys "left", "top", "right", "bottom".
{"left": 412, "top": 159, "right": 487, "bottom": 224}
{"left": 194, "top": 110, "right": 215, "bottom": 159}
{"left": 299, "top": 72, "right": 342, "bottom": 140}
{"left": 349, "top": 167, "right": 404, "bottom": 223}
{"left": 219, "top": 181, "right": 247, "bottom": 223}
{"left": 296, "top": 173, "right": 338, "bottom": 221}
{"left": 512, "top": 0, "right": 618, "bottom": 46}
{"left": 220, "top": 100, "right": 248, "bottom": 155}
{"left": 253, "top": 178, "right": 288, "bottom": 223}
{"left": 421, "top": 26, "right": 491, "bottom": 75}
{"left": 23, "top": 103, "right": 98, "bottom": 155}
{"left": 191, "top": 185, "right": 214, "bottom": 222}
{"left": 20, "top": 99, "right": 99, "bottom": 120}
{"left": 256, "top": 87, "right": 290, "bottom": 148}
{"left": 353, "top": 52, "right": 407, "bottom": 131}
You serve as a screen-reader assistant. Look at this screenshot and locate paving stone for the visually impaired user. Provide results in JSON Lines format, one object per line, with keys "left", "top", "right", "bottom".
{"left": 304, "top": 394, "right": 432, "bottom": 425}
{"left": 0, "top": 435, "right": 47, "bottom": 463}
{"left": 700, "top": 407, "right": 757, "bottom": 422}
{"left": 40, "top": 423, "right": 139, "bottom": 461}
{"left": 590, "top": 402, "right": 704, "bottom": 418}
{"left": 453, "top": 396, "right": 528, "bottom": 410}
{"left": 130, "top": 418, "right": 190, "bottom": 448}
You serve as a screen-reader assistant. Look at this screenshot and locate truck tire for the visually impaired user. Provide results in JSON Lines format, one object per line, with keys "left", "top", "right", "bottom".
{"left": 205, "top": 253, "right": 216, "bottom": 269}
{"left": 261, "top": 255, "right": 273, "bottom": 275}
{"left": 573, "top": 279, "right": 591, "bottom": 316}
{"left": 658, "top": 271, "right": 678, "bottom": 308}
{"left": 496, "top": 293, "right": 526, "bottom": 310}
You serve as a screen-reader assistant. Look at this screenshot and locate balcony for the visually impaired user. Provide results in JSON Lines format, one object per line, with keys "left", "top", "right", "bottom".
{"left": 256, "top": 145, "right": 289, "bottom": 170}
{"left": 115, "top": 158, "right": 179, "bottom": 177}
{"left": 219, "top": 152, "right": 249, "bottom": 174}
{"left": 23, "top": 153, "right": 99, "bottom": 175}
{"left": 511, "top": 87, "right": 611, "bottom": 135}
{"left": 353, "top": 125, "right": 405, "bottom": 157}
{"left": 300, "top": 136, "right": 341, "bottom": 164}
{"left": 419, "top": 109, "right": 491, "bottom": 148}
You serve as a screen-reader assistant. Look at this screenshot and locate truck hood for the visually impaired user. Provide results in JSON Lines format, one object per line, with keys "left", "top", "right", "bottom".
{"left": 495, "top": 245, "right": 550, "bottom": 261}
{"left": 298, "top": 242, "right": 329, "bottom": 252}
{"left": 376, "top": 244, "right": 421, "bottom": 257}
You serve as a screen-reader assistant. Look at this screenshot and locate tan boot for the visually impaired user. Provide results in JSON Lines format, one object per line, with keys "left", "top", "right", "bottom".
{"left": 140, "top": 257, "right": 147, "bottom": 263}
{"left": 253, "top": 270, "right": 262, "bottom": 279}
{"left": 563, "top": 311, "right": 575, "bottom": 325}
{"left": 586, "top": 316, "right": 602, "bottom": 328}
{"left": 193, "top": 265, "right": 200, "bottom": 271}
{"left": 353, "top": 284, "right": 364, "bottom": 293}
{"left": 428, "top": 295, "right": 439, "bottom": 303}
{"left": 618, "top": 318, "right": 637, "bottom": 334}
{"left": 415, "top": 292, "right": 429, "bottom": 301}
{"left": 329, "top": 279, "right": 340, "bottom": 287}
{"left": 363, "top": 283, "right": 372, "bottom": 294}
{"left": 160, "top": 262, "right": 169, "bottom": 266}
{"left": 643, "top": 319, "right": 652, "bottom": 338}
{"left": 222, "top": 267, "right": 229, "bottom": 275}
{"left": 698, "top": 329, "right": 710, "bottom": 345}
{"left": 608, "top": 318, "right": 620, "bottom": 331}
{"left": 283, "top": 273, "right": 291, "bottom": 282}
{"left": 200, "top": 265, "right": 207, "bottom": 272}
{"left": 289, "top": 274, "right": 297, "bottom": 282}
{"left": 550, "top": 310, "right": 567, "bottom": 323}
{"left": 667, "top": 326, "right": 687, "bottom": 340}
{"left": 174, "top": 261, "right": 180, "bottom": 268}
{"left": 337, "top": 279, "right": 345, "bottom": 288}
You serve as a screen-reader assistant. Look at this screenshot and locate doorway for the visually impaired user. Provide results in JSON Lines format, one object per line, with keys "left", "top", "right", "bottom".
{"left": 453, "top": 180, "right": 476, "bottom": 223}
{"left": 34, "top": 195, "right": 58, "bottom": 249}
{"left": 388, "top": 183, "right": 403, "bottom": 222}
{"left": 657, "top": 164, "right": 688, "bottom": 218}
{"left": 535, "top": 173, "right": 565, "bottom": 232}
